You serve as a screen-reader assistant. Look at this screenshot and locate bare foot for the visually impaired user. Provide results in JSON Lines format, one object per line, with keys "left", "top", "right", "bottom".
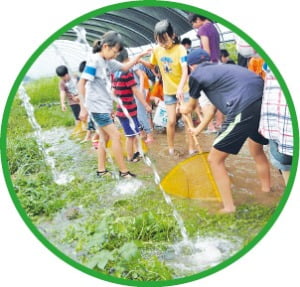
{"left": 218, "top": 207, "right": 236, "bottom": 214}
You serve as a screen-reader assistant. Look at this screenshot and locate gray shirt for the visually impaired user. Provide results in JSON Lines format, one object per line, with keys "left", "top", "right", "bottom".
{"left": 81, "top": 53, "right": 123, "bottom": 113}
{"left": 189, "top": 62, "right": 264, "bottom": 119}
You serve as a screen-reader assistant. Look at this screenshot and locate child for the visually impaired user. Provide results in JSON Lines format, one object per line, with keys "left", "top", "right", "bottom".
{"left": 180, "top": 48, "right": 271, "bottom": 213}
{"left": 55, "top": 65, "right": 81, "bottom": 126}
{"left": 78, "top": 31, "right": 149, "bottom": 178}
{"left": 259, "top": 63, "right": 293, "bottom": 185}
{"left": 113, "top": 49, "right": 152, "bottom": 162}
{"left": 78, "top": 60, "right": 97, "bottom": 143}
{"left": 140, "top": 19, "right": 196, "bottom": 156}
{"left": 132, "top": 64, "right": 154, "bottom": 143}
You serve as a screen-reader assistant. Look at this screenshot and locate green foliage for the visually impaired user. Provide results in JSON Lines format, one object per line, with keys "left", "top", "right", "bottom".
{"left": 220, "top": 42, "right": 238, "bottom": 63}
{"left": 34, "top": 105, "right": 74, "bottom": 129}
{"left": 13, "top": 172, "right": 66, "bottom": 218}
{"left": 25, "top": 77, "right": 60, "bottom": 105}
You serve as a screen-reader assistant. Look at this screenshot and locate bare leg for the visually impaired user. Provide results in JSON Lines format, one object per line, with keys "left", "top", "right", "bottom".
{"left": 102, "top": 123, "right": 128, "bottom": 173}
{"left": 165, "top": 103, "right": 177, "bottom": 154}
{"left": 281, "top": 170, "right": 290, "bottom": 186}
{"left": 247, "top": 139, "right": 271, "bottom": 192}
{"left": 126, "top": 136, "right": 135, "bottom": 161}
{"left": 208, "top": 147, "right": 236, "bottom": 212}
{"left": 215, "top": 109, "right": 224, "bottom": 129}
{"left": 182, "top": 113, "right": 196, "bottom": 154}
{"left": 97, "top": 127, "right": 108, "bottom": 172}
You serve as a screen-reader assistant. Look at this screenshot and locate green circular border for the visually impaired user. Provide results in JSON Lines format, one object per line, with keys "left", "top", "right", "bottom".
{"left": 1, "top": 1, "right": 299, "bottom": 286}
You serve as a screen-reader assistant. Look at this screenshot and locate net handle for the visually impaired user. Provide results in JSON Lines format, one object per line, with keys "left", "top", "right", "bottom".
{"left": 181, "top": 113, "right": 203, "bottom": 153}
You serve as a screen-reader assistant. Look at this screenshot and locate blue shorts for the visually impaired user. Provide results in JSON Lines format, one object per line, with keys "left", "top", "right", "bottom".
{"left": 164, "top": 92, "right": 190, "bottom": 105}
{"left": 90, "top": 113, "right": 113, "bottom": 127}
{"left": 118, "top": 116, "right": 140, "bottom": 137}
{"left": 269, "top": 140, "right": 292, "bottom": 171}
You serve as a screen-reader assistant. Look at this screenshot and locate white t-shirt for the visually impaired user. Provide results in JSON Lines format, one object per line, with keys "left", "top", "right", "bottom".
{"left": 81, "top": 53, "right": 123, "bottom": 113}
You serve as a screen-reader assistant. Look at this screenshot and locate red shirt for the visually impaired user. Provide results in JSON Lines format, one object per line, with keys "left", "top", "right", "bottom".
{"left": 112, "top": 71, "right": 137, "bottom": 118}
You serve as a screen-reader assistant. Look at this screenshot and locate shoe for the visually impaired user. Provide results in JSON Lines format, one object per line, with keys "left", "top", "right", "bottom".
{"left": 127, "top": 154, "right": 141, "bottom": 163}
{"left": 92, "top": 140, "right": 99, "bottom": 149}
{"left": 119, "top": 170, "right": 136, "bottom": 178}
{"left": 189, "top": 150, "right": 198, "bottom": 156}
{"left": 96, "top": 170, "right": 112, "bottom": 178}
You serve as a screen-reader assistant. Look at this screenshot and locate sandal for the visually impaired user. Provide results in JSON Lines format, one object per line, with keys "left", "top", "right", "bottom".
{"left": 119, "top": 170, "right": 136, "bottom": 178}
{"left": 128, "top": 156, "right": 140, "bottom": 163}
{"left": 96, "top": 170, "right": 112, "bottom": 178}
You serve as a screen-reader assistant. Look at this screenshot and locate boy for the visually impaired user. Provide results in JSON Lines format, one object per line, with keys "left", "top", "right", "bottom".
{"left": 56, "top": 65, "right": 81, "bottom": 126}
{"left": 113, "top": 49, "right": 152, "bottom": 162}
{"left": 180, "top": 48, "right": 271, "bottom": 213}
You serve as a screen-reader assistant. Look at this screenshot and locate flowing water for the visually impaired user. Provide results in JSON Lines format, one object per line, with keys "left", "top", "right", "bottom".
{"left": 18, "top": 84, "right": 74, "bottom": 185}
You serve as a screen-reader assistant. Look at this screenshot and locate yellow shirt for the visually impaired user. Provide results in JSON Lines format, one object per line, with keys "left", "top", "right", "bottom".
{"left": 150, "top": 44, "right": 189, "bottom": 95}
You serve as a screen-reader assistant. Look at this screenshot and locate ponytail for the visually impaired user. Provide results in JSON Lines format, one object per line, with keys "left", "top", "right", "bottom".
{"left": 92, "top": 31, "right": 124, "bottom": 54}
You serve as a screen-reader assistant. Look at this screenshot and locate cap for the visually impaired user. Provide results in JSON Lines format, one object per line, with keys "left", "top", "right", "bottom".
{"left": 187, "top": 48, "right": 210, "bottom": 65}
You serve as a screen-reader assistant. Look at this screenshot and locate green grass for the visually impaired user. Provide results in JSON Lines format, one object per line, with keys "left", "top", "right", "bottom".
{"left": 4, "top": 77, "right": 276, "bottom": 281}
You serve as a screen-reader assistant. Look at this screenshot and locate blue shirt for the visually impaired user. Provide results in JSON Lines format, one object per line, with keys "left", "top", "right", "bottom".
{"left": 189, "top": 63, "right": 264, "bottom": 119}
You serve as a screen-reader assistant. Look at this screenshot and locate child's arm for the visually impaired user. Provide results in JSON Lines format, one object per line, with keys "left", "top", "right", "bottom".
{"left": 59, "top": 90, "right": 67, "bottom": 111}
{"left": 134, "top": 69, "right": 145, "bottom": 92}
{"left": 138, "top": 59, "right": 155, "bottom": 71}
{"left": 77, "top": 78, "right": 88, "bottom": 121}
{"left": 190, "top": 104, "right": 217, "bottom": 136}
{"left": 176, "top": 63, "right": 189, "bottom": 102}
{"left": 132, "top": 86, "right": 152, "bottom": 113}
{"left": 121, "top": 49, "right": 152, "bottom": 72}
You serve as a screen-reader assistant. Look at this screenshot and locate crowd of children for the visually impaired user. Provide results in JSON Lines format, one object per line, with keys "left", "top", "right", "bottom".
{"left": 55, "top": 15, "right": 293, "bottom": 212}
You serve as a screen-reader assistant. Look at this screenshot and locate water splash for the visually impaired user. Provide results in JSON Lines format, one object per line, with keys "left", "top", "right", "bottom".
{"left": 18, "top": 84, "right": 74, "bottom": 184}
{"left": 163, "top": 236, "right": 241, "bottom": 277}
{"left": 113, "top": 178, "right": 144, "bottom": 196}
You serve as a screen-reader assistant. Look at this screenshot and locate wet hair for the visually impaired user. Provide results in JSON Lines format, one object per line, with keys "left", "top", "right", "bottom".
{"left": 92, "top": 31, "right": 124, "bottom": 53}
{"left": 220, "top": 49, "right": 229, "bottom": 58}
{"left": 78, "top": 61, "right": 86, "bottom": 73}
{"left": 181, "top": 38, "right": 192, "bottom": 46}
{"left": 154, "top": 19, "right": 180, "bottom": 45}
{"left": 56, "top": 65, "right": 68, "bottom": 77}
{"left": 116, "top": 48, "right": 128, "bottom": 63}
{"left": 188, "top": 13, "right": 212, "bottom": 23}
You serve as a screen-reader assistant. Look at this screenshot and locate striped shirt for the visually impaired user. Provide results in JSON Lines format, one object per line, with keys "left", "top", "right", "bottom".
{"left": 259, "top": 69, "right": 293, "bottom": 156}
{"left": 112, "top": 71, "right": 137, "bottom": 118}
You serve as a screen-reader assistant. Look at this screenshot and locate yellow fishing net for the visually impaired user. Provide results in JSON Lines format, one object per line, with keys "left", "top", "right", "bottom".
{"left": 161, "top": 153, "right": 221, "bottom": 201}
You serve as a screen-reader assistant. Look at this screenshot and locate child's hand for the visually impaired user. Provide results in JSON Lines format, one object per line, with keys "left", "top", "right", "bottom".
{"left": 145, "top": 104, "right": 152, "bottom": 113}
{"left": 79, "top": 108, "right": 88, "bottom": 121}
{"left": 73, "top": 95, "right": 80, "bottom": 103}
{"left": 188, "top": 126, "right": 200, "bottom": 136}
{"left": 179, "top": 103, "right": 192, "bottom": 115}
{"left": 61, "top": 104, "right": 67, "bottom": 112}
{"left": 176, "top": 89, "right": 184, "bottom": 102}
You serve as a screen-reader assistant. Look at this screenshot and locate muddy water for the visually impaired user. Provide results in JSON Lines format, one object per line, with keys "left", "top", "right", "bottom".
{"left": 147, "top": 126, "right": 285, "bottom": 211}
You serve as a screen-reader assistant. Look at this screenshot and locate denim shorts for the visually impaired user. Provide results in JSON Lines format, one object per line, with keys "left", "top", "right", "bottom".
{"left": 164, "top": 92, "right": 190, "bottom": 105}
{"left": 90, "top": 112, "right": 113, "bottom": 127}
{"left": 269, "top": 140, "right": 292, "bottom": 171}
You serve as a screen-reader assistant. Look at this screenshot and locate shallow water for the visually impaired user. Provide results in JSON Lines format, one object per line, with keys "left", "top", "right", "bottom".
{"left": 33, "top": 124, "right": 284, "bottom": 279}
{"left": 163, "top": 236, "right": 241, "bottom": 277}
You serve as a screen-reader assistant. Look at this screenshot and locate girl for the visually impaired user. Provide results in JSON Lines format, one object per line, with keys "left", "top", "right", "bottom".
{"left": 140, "top": 19, "right": 196, "bottom": 156}
{"left": 78, "top": 31, "right": 149, "bottom": 178}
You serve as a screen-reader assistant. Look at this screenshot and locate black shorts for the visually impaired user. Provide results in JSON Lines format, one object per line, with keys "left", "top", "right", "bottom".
{"left": 213, "top": 99, "right": 269, "bottom": 154}
{"left": 70, "top": 104, "right": 81, "bottom": 120}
